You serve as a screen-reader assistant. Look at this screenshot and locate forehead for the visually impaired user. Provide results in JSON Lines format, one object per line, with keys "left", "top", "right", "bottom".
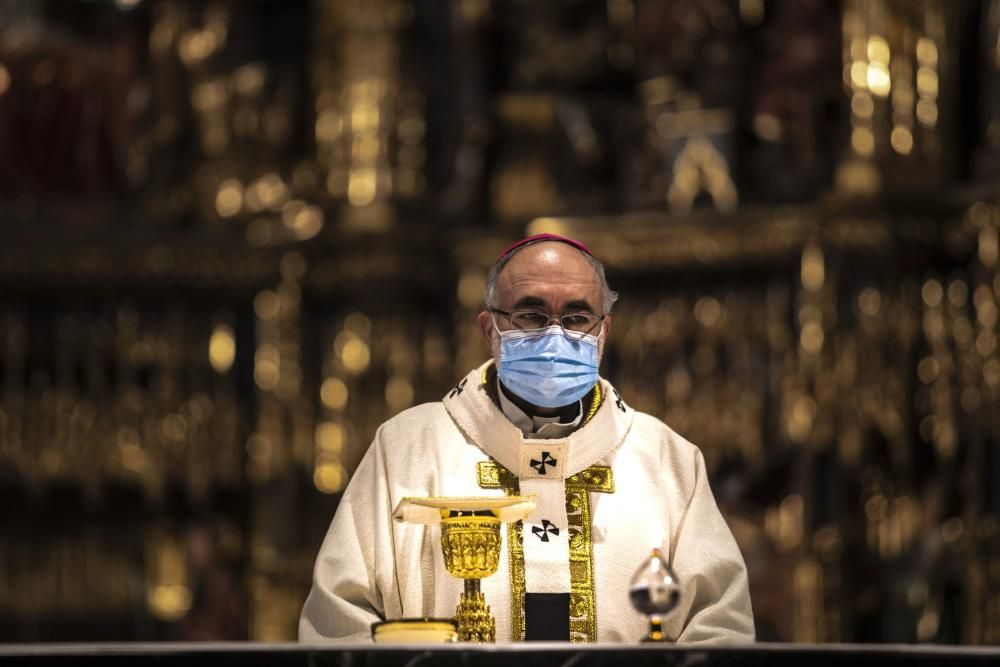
{"left": 496, "top": 241, "right": 602, "bottom": 305}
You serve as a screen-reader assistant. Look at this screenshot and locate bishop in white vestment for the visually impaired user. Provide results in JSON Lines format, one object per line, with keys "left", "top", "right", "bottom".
{"left": 300, "top": 234, "right": 755, "bottom": 644}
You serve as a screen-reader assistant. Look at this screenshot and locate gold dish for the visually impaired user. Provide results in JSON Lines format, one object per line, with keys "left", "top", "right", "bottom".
{"left": 371, "top": 618, "right": 458, "bottom": 643}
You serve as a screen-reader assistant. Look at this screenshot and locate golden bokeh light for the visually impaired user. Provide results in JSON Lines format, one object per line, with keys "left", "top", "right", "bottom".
{"left": 947, "top": 280, "right": 968, "bottom": 307}
{"left": 858, "top": 288, "right": 882, "bottom": 316}
{"left": 916, "top": 67, "right": 938, "bottom": 97}
{"left": 232, "top": 63, "right": 266, "bottom": 97}
{"left": 800, "top": 244, "right": 825, "bottom": 292}
{"left": 316, "top": 110, "right": 343, "bottom": 142}
{"left": 288, "top": 204, "right": 324, "bottom": 240}
{"left": 347, "top": 167, "right": 377, "bottom": 207}
{"left": 314, "top": 462, "right": 346, "bottom": 494}
{"left": 147, "top": 584, "right": 192, "bottom": 622}
{"left": 849, "top": 62, "right": 868, "bottom": 89}
{"left": 320, "top": 377, "right": 349, "bottom": 410}
{"left": 457, "top": 270, "right": 486, "bottom": 309}
{"left": 850, "top": 92, "right": 874, "bottom": 119}
{"left": 915, "top": 99, "right": 938, "bottom": 127}
{"left": 315, "top": 421, "right": 345, "bottom": 453}
{"left": 915, "top": 37, "right": 938, "bottom": 66}
{"left": 851, "top": 127, "right": 875, "bottom": 156}
{"left": 344, "top": 312, "right": 372, "bottom": 336}
{"left": 254, "top": 290, "right": 280, "bottom": 320}
{"left": 385, "top": 376, "right": 414, "bottom": 411}
{"left": 799, "top": 322, "right": 825, "bottom": 354}
{"left": 340, "top": 337, "right": 370, "bottom": 374}
{"left": 890, "top": 127, "right": 914, "bottom": 155}
{"left": 209, "top": 324, "right": 236, "bottom": 373}
{"left": 694, "top": 296, "right": 723, "bottom": 328}
{"left": 917, "top": 357, "right": 938, "bottom": 384}
{"left": 254, "top": 344, "right": 280, "bottom": 390}
{"left": 866, "top": 36, "right": 890, "bottom": 64}
{"left": 215, "top": 179, "right": 243, "bottom": 218}
{"left": 979, "top": 223, "right": 999, "bottom": 267}
{"left": 866, "top": 62, "right": 891, "bottom": 97}
{"left": 921, "top": 279, "right": 943, "bottom": 307}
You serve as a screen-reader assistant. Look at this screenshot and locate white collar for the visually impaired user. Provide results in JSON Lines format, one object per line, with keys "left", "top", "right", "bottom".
{"left": 496, "top": 379, "right": 583, "bottom": 439}
{"left": 443, "top": 361, "right": 634, "bottom": 480}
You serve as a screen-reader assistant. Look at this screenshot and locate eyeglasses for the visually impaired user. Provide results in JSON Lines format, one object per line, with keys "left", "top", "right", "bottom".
{"left": 489, "top": 308, "right": 604, "bottom": 336}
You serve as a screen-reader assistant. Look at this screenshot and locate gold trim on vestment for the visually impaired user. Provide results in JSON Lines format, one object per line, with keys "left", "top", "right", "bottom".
{"left": 583, "top": 382, "right": 603, "bottom": 425}
{"left": 477, "top": 460, "right": 614, "bottom": 642}
{"left": 565, "top": 473, "right": 601, "bottom": 642}
{"left": 476, "top": 461, "right": 525, "bottom": 639}
{"left": 566, "top": 465, "right": 614, "bottom": 493}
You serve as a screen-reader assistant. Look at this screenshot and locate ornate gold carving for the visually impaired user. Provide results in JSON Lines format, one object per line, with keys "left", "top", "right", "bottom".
{"left": 454, "top": 583, "right": 496, "bottom": 642}
{"left": 477, "top": 459, "right": 614, "bottom": 642}
{"left": 439, "top": 516, "right": 502, "bottom": 580}
{"left": 439, "top": 514, "right": 503, "bottom": 641}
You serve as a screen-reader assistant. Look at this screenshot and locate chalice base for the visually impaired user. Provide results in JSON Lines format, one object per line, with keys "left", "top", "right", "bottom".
{"left": 455, "top": 587, "right": 496, "bottom": 642}
{"left": 641, "top": 615, "right": 667, "bottom": 642}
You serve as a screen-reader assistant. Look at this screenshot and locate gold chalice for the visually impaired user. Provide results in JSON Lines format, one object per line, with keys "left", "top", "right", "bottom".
{"left": 393, "top": 496, "right": 535, "bottom": 642}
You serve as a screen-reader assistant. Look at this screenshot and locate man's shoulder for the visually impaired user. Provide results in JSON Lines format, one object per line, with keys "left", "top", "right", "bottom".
{"left": 377, "top": 401, "right": 450, "bottom": 434}
{"left": 626, "top": 408, "right": 704, "bottom": 461}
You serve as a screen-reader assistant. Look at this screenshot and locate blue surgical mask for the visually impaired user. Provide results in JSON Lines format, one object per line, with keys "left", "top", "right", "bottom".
{"left": 496, "top": 324, "right": 600, "bottom": 409}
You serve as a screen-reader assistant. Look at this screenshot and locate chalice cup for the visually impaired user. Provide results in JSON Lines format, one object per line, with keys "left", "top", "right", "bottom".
{"left": 393, "top": 496, "right": 536, "bottom": 643}
{"left": 440, "top": 511, "right": 502, "bottom": 641}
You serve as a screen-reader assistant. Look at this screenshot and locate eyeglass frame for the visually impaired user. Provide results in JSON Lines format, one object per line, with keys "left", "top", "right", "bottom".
{"left": 488, "top": 307, "right": 606, "bottom": 337}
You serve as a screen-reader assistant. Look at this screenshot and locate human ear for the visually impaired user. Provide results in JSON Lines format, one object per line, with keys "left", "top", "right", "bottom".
{"left": 477, "top": 310, "right": 494, "bottom": 347}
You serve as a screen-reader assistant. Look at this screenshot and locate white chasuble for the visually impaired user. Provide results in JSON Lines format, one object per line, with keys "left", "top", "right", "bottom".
{"left": 299, "top": 361, "right": 755, "bottom": 644}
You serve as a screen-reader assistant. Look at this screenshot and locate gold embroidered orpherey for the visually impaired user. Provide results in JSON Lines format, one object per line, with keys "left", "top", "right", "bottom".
{"left": 565, "top": 466, "right": 614, "bottom": 642}
{"left": 476, "top": 462, "right": 524, "bottom": 639}
{"left": 477, "top": 460, "right": 615, "bottom": 642}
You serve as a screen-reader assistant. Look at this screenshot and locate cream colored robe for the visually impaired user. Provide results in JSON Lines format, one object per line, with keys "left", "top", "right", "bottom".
{"left": 299, "top": 362, "right": 754, "bottom": 643}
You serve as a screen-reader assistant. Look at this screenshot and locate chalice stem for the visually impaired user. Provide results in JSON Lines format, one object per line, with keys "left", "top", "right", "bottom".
{"left": 456, "top": 578, "right": 496, "bottom": 642}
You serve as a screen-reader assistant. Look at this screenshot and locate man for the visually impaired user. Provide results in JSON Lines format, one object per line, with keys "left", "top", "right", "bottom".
{"left": 299, "top": 234, "right": 754, "bottom": 643}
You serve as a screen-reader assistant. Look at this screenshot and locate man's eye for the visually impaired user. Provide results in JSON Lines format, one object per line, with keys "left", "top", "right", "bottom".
{"left": 515, "top": 312, "right": 548, "bottom": 326}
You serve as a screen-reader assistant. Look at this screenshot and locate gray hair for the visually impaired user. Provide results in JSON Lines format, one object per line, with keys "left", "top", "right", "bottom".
{"left": 484, "top": 239, "right": 619, "bottom": 313}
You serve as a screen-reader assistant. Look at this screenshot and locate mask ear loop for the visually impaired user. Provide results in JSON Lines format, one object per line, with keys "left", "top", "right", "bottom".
{"left": 593, "top": 319, "right": 607, "bottom": 342}
{"left": 564, "top": 318, "right": 606, "bottom": 344}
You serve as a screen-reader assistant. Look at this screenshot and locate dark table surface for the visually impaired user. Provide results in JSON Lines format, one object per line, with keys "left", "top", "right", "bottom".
{"left": 2, "top": 642, "right": 1000, "bottom": 666}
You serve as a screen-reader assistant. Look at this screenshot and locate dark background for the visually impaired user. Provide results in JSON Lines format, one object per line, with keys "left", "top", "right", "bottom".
{"left": 0, "top": 0, "right": 999, "bottom": 644}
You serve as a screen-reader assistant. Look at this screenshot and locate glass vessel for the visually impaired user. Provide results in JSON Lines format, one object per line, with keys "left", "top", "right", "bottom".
{"left": 629, "top": 546, "right": 681, "bottom": 642}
